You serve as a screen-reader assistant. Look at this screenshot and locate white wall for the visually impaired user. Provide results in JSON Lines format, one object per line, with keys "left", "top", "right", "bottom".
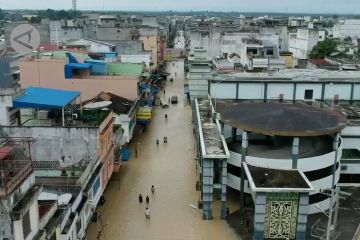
{"left": 295, "top": 83, "right": 322, "bottom": 100}
{"left": 267, "top": 84, "right": 294, "bottom": 100}
{"left": 120, "top": 54, "right": 151, "bottom": 69}
{"left": 210, "top": 83, "right": 237, "bottom": 99}
{"left": 237, "top": 83, "right": 264, "bottom": 99}
{"left": 324, "top": 84, "right": 352, "bottom": 100}
{"left": 2, "top": 127, "right": 99, "bottom": 164}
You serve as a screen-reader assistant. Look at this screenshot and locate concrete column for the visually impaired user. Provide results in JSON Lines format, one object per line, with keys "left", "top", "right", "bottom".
{"left": 253, "top": 192, "right": 266, "bottom": 240}
{"left": 231, "top": 127, "right": 237, "bottom": 142}
{"left": 240, "top": 131, "right": 248, "bottom": 207}
{"left": 292, "top": 137, "right": 299, "bottom": 169}
{"left": 296, "top": 193, "right": 309, "bottom": 240}
{"left": 220, "top": 159, "right": 227, "bottom": 219}
{"left": 202, "top": 158, "right": 214, "bottom": 220}
{"left": 331, "top": 133, "right": 340, "bottom": 188}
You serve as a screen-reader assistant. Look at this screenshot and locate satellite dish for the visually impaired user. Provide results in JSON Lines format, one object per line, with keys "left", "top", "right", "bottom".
{"left": 58, "top": 193, "right": 72, "bottom": 205}
{"left": 38, "top": 192, "right": 58, "bottom": 201}
{"left": 83, "top": 101, "right": 112, "bottom": 110}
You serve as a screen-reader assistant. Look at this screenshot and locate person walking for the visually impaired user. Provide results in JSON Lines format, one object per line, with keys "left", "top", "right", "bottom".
{"left": 165, "top": 114, "right": 168, "bottom": 119}
{"left": 156, "top": 138, "right": 159, "bottom": 146}
{"left": 163, "top": 136, "right": 166, "bottom": 144}
{"left": 151, "top": 185, "right": 155, "bottom": 194}
{"left": 164, "top": 89, "right": 166, "bottom": 95}
{"left": 165, "top": 136, "right": 168, "bottom": 143}
{"left": 146, "top": 195, "right": 150, "bottom": 204}
{"left": 138, "top": 194, "right": 143, "bottom": 203}
{"left": 145, "top": 207, "right": 150, "bottom": 219}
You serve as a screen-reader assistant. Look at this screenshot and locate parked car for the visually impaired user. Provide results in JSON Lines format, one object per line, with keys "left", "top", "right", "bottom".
{"left": 171, "top": 95, "right": 178, "bottom": 104}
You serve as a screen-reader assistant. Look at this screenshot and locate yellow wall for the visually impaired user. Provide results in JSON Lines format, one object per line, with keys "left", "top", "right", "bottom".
{"left": 140, "top": 35, "right": 158, "bottom": 69}
{"left": 280, "top": 54, "right": 294, "bottom": 68}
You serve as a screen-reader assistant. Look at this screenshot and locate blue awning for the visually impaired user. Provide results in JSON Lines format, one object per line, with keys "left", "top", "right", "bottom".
{"left": 13, "top": 87, "right": 80, "bottom": 109}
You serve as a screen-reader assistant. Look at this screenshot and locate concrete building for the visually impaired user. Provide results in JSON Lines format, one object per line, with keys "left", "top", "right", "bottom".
{"left": 62, "top": 39, "right": 116, "bottom": 54}
{"left": 4, "top": 21, "right": 50, "bottom": 47}
{"left": 187, "top": 48, "right": 212, "bottom": 100}
{"left": 0, "top": 54, "right": 21, "bottom": 89}
{"left": 0, "top": 87, "right": 118, "bottom": 240}
{"left": 218, "top": 101, "right": 345, "bottom": 214}
{"left": 289, "top": 28, "right": 326, "bottom": 65}
{"left": 333, "top": 19, "right": 360, "bottom": 39}
{"left": 0, "top": 137, "right": 42, "bottom": 240}
{"left": 19, "top": 51, "right": 144, "bottom": 101}
{"left": 209, "top": 69, "right": 360, "bottom": 191}
{"left": 239, "top": 38, "right": 285, "bottom": 71}
{"left": 82, "top": 92, "right": 139, "bottom": 145}
{"left": 49, "top": 20, "right": 84, "bottom": 46}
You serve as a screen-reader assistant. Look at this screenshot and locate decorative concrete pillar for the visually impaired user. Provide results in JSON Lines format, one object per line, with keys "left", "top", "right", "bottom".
{"left": 292, "top": 137, "right": 299, "bottom": 169}
{"left": 220, "top": 159, "right": 227, "bottom": 219}
{"left": 240, "top": 131, "right": 248, "bottom": 207}
{"left": 253, "top": 192, "right": 266, "bottom": 240}
{"left": 296, "top": 193, "right": 309, "bottom": 240}
{"left": 202, "top": 158, "right": 214, "bottom": 220}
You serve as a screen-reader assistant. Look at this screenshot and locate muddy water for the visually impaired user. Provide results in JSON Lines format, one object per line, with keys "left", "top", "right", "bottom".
{"left": 86, "top": 60, "right": 239, "bottom": 240}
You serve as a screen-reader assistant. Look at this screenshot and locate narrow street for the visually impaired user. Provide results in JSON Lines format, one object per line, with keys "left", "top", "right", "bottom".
{"left": 86, "top": 60, "right": 238, "bottom": 240}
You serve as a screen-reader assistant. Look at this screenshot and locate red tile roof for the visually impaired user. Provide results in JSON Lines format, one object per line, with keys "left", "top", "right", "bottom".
{"left": 309, "top": 59, "right": 332, "bottom": 66}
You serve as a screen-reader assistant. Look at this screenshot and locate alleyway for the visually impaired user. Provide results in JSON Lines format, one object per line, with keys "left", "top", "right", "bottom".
{"left": 86, "top": 60, "right": 238, "bottom": 240}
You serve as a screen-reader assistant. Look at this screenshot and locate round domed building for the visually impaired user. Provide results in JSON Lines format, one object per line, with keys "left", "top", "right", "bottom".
{"left": 219, "top": 101, "right": 346, "bottom": 214}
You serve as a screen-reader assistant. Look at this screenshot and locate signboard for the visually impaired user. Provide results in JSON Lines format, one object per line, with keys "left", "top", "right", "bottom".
{"left": 264, "top": 192, "right": 299, "bottom": 240}
{"left": 163, "top": 48, "right": 185, "bottom": 61}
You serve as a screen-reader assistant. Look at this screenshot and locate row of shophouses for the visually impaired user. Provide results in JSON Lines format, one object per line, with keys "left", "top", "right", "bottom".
{"left": 0, "top": 49, "right": 162, "bottom": 239}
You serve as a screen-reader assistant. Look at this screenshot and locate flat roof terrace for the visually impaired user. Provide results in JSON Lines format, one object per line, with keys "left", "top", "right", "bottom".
{"left": 219, "top": 102, "right": 346, "bottom": 137}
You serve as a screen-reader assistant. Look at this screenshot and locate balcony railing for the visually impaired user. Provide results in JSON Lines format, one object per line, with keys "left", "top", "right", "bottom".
{"left": 0, "top": 162, "right": 33, "bottom": 197}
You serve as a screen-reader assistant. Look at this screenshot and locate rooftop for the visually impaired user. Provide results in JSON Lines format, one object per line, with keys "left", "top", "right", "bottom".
{"left": 212, "top": 69, "right": 360, "bottom": 82}
{"left": 107, "top": 62, "right": 143, "bottom": 76}
{"left": 83, "top": 91, "right": 135, "bottom": 115}
{"left": 244, "top": 163, "right": 314, "bottom": 192}
{"left": 195, "top": 99, "right": 229, "bottom": 158}
{"left": 219, "top": 101, "right": 346, "bottom": 137}
{"left": 13, "top": 87, "right": 80, "bottom": 109}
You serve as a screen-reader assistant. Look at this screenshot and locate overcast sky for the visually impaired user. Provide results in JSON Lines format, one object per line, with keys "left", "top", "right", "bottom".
{"left": 0, "top": 0, "right": 359, "bottom": 14}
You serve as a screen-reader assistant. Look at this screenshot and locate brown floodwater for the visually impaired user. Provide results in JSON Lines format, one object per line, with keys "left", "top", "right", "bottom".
{"left": 86, "top": 60, "right": 239, "bottom": 240}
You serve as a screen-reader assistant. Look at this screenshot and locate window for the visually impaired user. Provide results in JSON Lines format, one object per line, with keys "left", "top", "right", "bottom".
{"left": 92, "top": 177, "right": 101, "bottom": 198}
{"left": 266, "top": 49, "right": 274, "bottom": 55}
{"left": 117, "top": 30, "right": 120, "bottom": 33}
{"left": 304, "top": 89, "right": 313, "bottom": 100}
{"left": 247, "top": 48, "right": 258, "bottom": 55}
{"left": 22, "top": 210, "right": 31, "bottom": 238}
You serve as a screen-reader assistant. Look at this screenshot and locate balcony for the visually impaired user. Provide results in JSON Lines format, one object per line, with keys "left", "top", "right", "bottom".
{"left": 0, "top": 139, "right": 34, "bottom": 197}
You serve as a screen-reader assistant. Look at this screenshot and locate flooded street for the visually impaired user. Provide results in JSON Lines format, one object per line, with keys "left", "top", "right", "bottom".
{"left": 86, "top": 60, "right": 238, "bottom": 240}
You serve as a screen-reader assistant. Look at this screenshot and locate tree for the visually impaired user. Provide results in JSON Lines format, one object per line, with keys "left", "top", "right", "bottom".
{"left": 0, "top": 8, "right": 4, "bottom": 20}
{"left": 310, "top": 39, "right": 338, "bottom": 59}
{"left": 29, "top": 16, "right": 42, "bottom": 24}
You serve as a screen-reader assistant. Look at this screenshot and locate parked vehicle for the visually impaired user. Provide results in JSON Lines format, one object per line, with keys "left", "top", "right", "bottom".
{"left": 171, "top": 95, "right": 178, "bottom": 104}
{"left": 160, "top": 98, "right": 169, "bottom": 108}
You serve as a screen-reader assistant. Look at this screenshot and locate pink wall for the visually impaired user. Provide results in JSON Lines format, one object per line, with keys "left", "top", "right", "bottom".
{"left": 20, "top": 59, "right": 139, "bottom": 101}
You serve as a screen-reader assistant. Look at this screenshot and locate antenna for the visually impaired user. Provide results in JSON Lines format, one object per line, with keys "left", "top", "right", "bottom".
{"left": 72, "top": 0, "right": 77, "bottom": 22}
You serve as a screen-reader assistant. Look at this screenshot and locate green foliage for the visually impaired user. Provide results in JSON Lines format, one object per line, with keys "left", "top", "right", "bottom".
{"left": 29, "top": 16, "right": 42, "bottom": 24}
{"left": 0, "top": 8, "right": 4, "bottom": 20}
{"left": 37, "top": 8, "right": 78, "bottom": 20}
{"left": 310, "top": 39, "right": 338, "bottom": 59}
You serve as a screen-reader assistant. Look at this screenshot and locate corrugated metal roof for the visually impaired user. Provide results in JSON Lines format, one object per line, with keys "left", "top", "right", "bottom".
{"left": 13, "top": 87, "right": 80, "bottom": 109}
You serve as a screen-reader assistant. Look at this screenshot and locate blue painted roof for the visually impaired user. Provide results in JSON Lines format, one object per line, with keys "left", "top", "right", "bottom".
{"left": 66, "top": 63, "right": 91, "bottom": 69}
{"left": 13, "top": 87, "right": 80, "bottom": 109}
